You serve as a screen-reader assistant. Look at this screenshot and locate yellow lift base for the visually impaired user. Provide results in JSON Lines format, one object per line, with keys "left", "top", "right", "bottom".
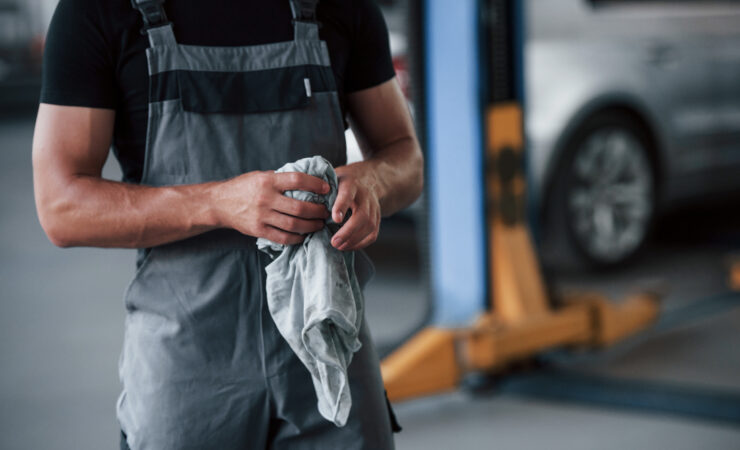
{"left": 381, "top": 104, "right": 660, "bottom": 403}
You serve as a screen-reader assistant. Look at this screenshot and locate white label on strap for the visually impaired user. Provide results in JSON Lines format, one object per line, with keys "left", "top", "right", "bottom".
{"left": 304, "top": 78, "right": 312, "bottom": 98}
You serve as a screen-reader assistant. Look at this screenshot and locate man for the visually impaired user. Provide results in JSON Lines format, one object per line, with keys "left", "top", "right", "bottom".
{"left": 32, "top": 0, "right": 423, "bottom": 448}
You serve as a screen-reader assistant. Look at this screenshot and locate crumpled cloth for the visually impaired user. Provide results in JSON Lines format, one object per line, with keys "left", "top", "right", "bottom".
{"left": 256, "top": 155, "right": 364, "bottom": 427}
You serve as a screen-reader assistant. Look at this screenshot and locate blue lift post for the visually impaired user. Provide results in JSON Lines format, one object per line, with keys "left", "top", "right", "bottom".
{"left": 381, "top": 0, "right": 660, "bottom": 403}
{"left": 424, "top": 0, "right": 486, "bottom": 326}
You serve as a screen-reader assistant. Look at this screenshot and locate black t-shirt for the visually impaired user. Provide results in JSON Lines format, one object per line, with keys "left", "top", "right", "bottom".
{"left": 40, "top": 0, "right": 395, "bottom": 183}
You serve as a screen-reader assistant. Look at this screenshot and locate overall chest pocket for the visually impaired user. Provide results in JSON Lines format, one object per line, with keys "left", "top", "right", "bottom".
{"left": 176, "top": 67, "right": 314, "bottom": 115}
{"left": 145, "top": 62, "right": 345, "bottom": 183}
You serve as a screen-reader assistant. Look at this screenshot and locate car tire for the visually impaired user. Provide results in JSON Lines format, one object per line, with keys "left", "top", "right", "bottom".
{"left": 544, "top": 112, "right": 656, "bottom": 269}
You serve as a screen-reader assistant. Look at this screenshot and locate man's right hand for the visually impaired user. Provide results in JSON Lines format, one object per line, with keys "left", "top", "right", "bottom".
{"left": 213, "top": 171, "right": 331, "bottom": 245}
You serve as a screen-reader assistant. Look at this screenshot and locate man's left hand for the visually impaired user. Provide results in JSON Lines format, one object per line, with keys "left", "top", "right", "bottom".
{"left": 328, "top": 76, "right": 424, "bottom": 251}
{"left": 330, "top": 162, "right": 381, "bottom": 251}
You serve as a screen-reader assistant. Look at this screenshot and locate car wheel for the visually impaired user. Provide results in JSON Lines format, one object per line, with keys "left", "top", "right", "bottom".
{"left": 548, "top": 113, "right": 656, "bottom": 268}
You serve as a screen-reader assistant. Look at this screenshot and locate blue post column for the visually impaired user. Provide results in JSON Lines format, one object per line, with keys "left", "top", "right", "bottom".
{"left": 425, "top": 0, "right": 486, "bottom": 326}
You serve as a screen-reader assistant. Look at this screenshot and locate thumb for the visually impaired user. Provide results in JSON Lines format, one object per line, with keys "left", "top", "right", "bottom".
{"left": 332, "top": 183, "right": 355, "bottom": 224}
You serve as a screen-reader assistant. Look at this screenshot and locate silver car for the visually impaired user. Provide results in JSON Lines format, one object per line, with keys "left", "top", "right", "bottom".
{"left": 526, "top": 0, "right": 740, "bottom": 267}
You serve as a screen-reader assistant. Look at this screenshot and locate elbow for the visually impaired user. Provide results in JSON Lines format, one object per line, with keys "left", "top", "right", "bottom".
{"left": 48, "top": 235, "right": 74, "bottom": 249}
{"left": 35, "top": 193, "right": 77, "bottom": 248}
{"left": 47, "top": 230, "right": 75, "bottom": 249}
{"left": 38, "top": 209, "right": 75, "bottom": 248}
{"left": 33, "top": 169, "right": 85, "bottom": 248}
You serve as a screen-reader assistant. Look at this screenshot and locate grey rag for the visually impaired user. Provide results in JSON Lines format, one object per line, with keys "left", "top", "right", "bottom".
{"left": 257, "top": 155, "right": 365, "bottom": 427}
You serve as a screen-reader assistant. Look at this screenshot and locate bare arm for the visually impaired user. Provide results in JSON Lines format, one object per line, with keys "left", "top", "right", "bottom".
{"left": 33, "top": 104, "right": 330, "bottom": 248}
{"left": 330, "top": 77, "right": 424, "bottom": 251}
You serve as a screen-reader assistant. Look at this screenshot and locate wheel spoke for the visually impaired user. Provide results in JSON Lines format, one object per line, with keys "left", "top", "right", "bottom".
{"left": 569, "top": 188, "right": 594, "bottom": 210}
{"left": 593, "top": 204, "right": 615, "bottom": 240}
{"left": 574, "top": 135, "right": 603, "bottom": 181}
{"left": 601, "top": 131, "right": 630, "bottom": 182}
{"left": 567, "top": 125, "right": 654, "bottom": 263}
{"left": 609, "top": 183, "right": 648, "bottom": 205}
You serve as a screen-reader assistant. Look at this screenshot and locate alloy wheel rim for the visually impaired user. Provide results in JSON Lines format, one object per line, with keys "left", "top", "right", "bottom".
{"left": 568, "top": 128, "right": 653, "bottom": 263}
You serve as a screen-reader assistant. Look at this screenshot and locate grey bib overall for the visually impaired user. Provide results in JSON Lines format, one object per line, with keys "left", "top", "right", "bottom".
{"left": 118, "top": 1, "right": 395, "bottom": 448}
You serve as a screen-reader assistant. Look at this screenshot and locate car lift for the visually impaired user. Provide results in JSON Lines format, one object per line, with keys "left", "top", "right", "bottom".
{"left": 380, "top": 0, "right": 660, "bottom": 402}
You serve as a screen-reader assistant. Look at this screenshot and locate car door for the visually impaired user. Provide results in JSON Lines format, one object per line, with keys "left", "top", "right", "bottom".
{"left": 638, "top": 2, "right": 719, "bottom": 192}
{"left": 591, "top": 0, "right": 721, "bottom": 200}
{"left": 703, "top": 2, "right": 740, "bottom": 191}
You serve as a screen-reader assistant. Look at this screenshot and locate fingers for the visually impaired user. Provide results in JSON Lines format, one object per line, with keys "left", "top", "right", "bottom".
{"left": 273, "top": 172, "right": 330, "bottom": 195}
{"left": 261, "top": 225, "right": 305, "bottom": 246}
{"left": 259, "top": 172, "right": 329, "bottom": 244}
{"left": 267, "top": 211, "right": 325, "bottom": 235}
{"left": 331, "top": 206, "right": 359, "bottom": 248}
{"left": 332, "top": 180, "right": 356, "bottom": 223}
{"left": 348, "top": 231, "right": 379, "bottom": 251}
{"left": 331, "top": 203, "right": 378, "bottom": 250}
{"left": 273, "top": 195, "right": 329, "bottom": 220}
{"left": 260, "top": 171, "right": 380, "bottom": 249}
{"left": 335, "top": 207, "right": 380, "bottom": 250}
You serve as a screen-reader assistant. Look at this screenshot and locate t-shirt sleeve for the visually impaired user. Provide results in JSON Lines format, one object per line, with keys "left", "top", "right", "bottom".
{"left": 40, "top": 0, "right": 117, "bottom": 109}
{"left": 344, "top": 0, "right": 396, "bottom": 93}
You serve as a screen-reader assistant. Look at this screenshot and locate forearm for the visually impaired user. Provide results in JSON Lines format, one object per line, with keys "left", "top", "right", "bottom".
{"left": 33, "top": 104, "right": 332, "bottom": 249}
{"left": 341, "top": 135, "right": 424, "bottom": 217}
{"left": 35, "top": 175, "right": 220, "bottom": 248}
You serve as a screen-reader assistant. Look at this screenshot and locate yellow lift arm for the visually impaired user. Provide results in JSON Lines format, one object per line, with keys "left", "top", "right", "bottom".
{"left": 382, "top": 103, "right": 659, "bottom": 402}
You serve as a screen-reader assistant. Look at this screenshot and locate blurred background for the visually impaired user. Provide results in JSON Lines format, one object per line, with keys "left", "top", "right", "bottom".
{"left": 1, "top": 0, "right": 740, "bottom": 449}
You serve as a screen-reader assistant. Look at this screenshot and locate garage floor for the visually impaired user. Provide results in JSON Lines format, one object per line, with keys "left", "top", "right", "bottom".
{"left": 2, "top": 116, "right": 739, "bottom": 449}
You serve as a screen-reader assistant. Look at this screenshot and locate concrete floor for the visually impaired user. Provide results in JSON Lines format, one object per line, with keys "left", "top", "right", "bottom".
{"left": 393, "top": 394, "right": 740, "bottom": 450}
{"left": 1, "top": 114, "right": 740, "bottom": 449}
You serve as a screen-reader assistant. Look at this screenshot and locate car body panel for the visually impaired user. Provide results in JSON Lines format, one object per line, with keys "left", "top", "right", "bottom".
{"left": 525, "top": 0, "right": 740, "bottom": 214}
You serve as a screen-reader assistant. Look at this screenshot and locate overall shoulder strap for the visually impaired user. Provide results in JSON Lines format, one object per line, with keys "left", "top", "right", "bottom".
{"left": 289, "top": 0, "right": 320, "bottom": 41}
{"left": 131, "top": 0, "right": 176, "bottom": 48}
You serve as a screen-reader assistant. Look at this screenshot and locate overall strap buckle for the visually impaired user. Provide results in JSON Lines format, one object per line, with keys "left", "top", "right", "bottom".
{"left": 289, "top": 0, "right": 320, "bottom": 24}
{"left": 131, "top": 0, "right": 171, "bottom": 35}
